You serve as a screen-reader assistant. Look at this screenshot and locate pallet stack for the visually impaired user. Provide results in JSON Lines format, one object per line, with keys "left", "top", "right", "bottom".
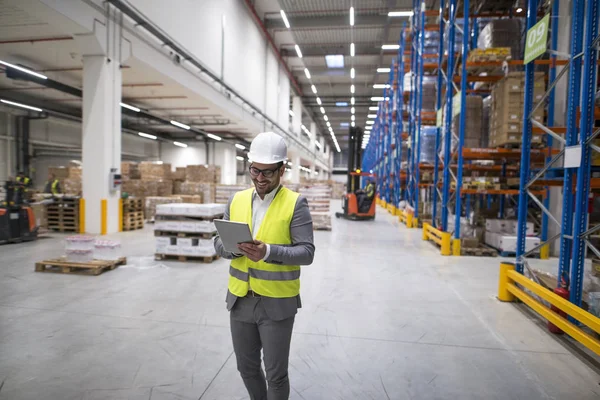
{"left": 216, "top": 184, "right": 251, "bottom": 204}
{"left": 299, "top": 185, "right": 332, "bottom": 231}
{"left": 46, "top": 197, "right": 80, "bottom": 232}
{"left": 122, "top": 198, "right": 145, "bottom": 231}
{"left": 484, "top": 219, "right": 540, "bottom": 257}
{"left": 154, "top": 203, "right": 225, "bottom": 263}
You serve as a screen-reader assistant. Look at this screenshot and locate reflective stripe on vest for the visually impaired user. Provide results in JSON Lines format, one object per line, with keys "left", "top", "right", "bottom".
{"left": 228, "top": 187, "right": 300, "bottom": 298}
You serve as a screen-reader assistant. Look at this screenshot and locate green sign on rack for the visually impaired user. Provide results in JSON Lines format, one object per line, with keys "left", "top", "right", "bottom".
{"left": 436, "top": 109, "right": 443, "bottom": 127}
{"left": 452, "top": 91, "right": 461, "bottom": 118}
{"left": 524, "top": 14, "right": 550, "bottom": 65}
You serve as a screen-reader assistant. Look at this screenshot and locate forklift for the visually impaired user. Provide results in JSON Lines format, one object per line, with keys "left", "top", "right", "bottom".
{"left": 335, "top": 126, "right": 377, "bottom": 221}
{"left": 0, "top": 178, "right": 38, "bottom": 244}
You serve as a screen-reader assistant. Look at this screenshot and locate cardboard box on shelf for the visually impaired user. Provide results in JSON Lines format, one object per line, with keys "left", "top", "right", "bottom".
{"left": 186, "top": 165, "right": 221, "bottom": 183}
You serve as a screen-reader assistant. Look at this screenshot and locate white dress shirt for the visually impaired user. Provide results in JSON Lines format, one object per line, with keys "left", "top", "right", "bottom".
{"left": 252, "top": 185, "right": 281, "bottom": 260}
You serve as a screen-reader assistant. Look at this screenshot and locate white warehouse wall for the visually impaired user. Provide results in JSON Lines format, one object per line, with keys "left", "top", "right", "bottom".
{"left": 127, "top": 0, "right": 291, "bottom": 124}
{"left": 160, "top": 142, "right": 207, "bottom": 169}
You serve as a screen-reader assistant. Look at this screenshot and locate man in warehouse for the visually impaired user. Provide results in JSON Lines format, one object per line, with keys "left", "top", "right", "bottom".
{"left": 43, "top": 173, "right": 62, "bottom": 195}
{"left": 14, "top": 171, "right": 32, "bottom": 204}
{"left": 357, "top": 178, "right": 375, "bottom": 212}
{"left": 214, "top": 131, "right": 315, "bottom": 400}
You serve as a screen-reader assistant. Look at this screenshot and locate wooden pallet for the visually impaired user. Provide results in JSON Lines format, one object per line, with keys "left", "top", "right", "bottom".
{"left": 35, "top": 257, "right": 126, "bottom": 275}
{"left": 48, "top": 225, "right": 79, "bottom": 232}
{"left": 154, "top": 230, "right": 216, "bottom": 239}
{"left": 154, "top": 253, "right": 219, "bottom": 263}
{"left": 497, "top": 250, "right": 540, "bottom": 258}
{"left": 123, "top": 221, "right": 144, "bottom": 231}
{"left": 122, "top": 198, "right": 143, "bottom": 211}
{"left": 461, "top": 246, "right": 498, "bottom": 257}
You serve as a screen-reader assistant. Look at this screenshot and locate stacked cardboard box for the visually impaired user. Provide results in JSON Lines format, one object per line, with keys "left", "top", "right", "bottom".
{"left": 122, "top": 180, "right": 159, "bottom": 198}
{"left": 48, "top": 166, "right": 82, "bottom": 195}
{"left": 156, "top": 180, "right": 173, "bottom": 197}
{"left": 140, "top": 162, "right": 171, "bottom": 180}
{"left": 477, "top": 19, "right": 524, "bottom": 61}
{"left": 216, "top": 184, "right": 251, "bottom": 204}
{"left": 171, "top": 194, "right": 203, "bottom": 203}
{"left": 331, "top": 182, "right": 346, "bottom": 199}
{"left": 299, "top": 185, "right": 332, "bottom": 231}
{"left": 121, "top": 162, "right": 141, "bottom": 179}
{"left": 179, "top": 182, "right": 216, "bottom": 203}
{"left": 172, "top": 167, "right": 186, "bottom": 181}
{"left": 489, "top": 72, "right": 545, "bottom": 147}
{"left": 186, "top": 165, "right": 221, "bottom": 183}
{"left": 145, "top": 196, "right": 183, "bottom": 221}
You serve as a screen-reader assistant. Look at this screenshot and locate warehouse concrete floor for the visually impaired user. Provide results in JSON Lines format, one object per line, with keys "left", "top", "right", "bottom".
{"left": 1, "top": 202, "right": 599, "bottom": 400}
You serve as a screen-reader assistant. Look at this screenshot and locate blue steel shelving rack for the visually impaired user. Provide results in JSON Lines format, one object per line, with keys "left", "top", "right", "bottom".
{"left": 514, "top": 0, "right": 600, "bottom": 309}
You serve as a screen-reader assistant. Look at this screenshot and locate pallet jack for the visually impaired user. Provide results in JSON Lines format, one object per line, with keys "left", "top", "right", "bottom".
{"left": 0, "top": 179, "right": 38, "bottom": 244}
{"left": 335, "top": 126, "right": 377, "bottom": 221}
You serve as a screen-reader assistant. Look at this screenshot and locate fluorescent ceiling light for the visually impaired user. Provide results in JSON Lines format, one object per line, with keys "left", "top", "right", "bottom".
{"left": 320, "top": 107, "right": 325, "bottom": 114}
{"left": 138, "top": 132, "right": 157, "bottom": 140}
{"left": 280, "top": 10, "right": 290, "bottom": 28}
{"left": 368, "top": 114, "right": 377, "bottom": 118}
{"left": 516, "top": 7, "right": 523, "bottom": 13}
{"left": 351, "top": 107, "right": 355, "bottom": 114}
{"left": 235, "top": 144, "right": 246, "bottom": 150}
{"left": 349, "top": 6, "right": 354, "bottom": 26}
{"left": 350, "top": 84, "right": 355, "bottom": 93}
{"left": 325, "top": 55, "right": 344, "bottom": 68}
{"left": 351, "top": 67, "right": 355, "bottom": 79}
{"left": 340, "top": 122, "right": 350, "bottom": 127}
{"left": 289, "top": 110, "right": 294, "bottom": 117}
{"left": 173, "top": 141, "right": 188, "bottom": 148}
{"left": 388, "top": 10, "right": 414, "bottom": 17}
{"left": 301, "top": 124, "right": 307, "bottom": 131}
{"left": 326, "top": 121, "right": 331, "bottom": 127}
{"left": 382, "top": 44, "right": 400, "bottom": 50}
{"left": 351, "top": 97, "right": 355, "bottom": 105}
{"left": 170, "top": 120, "right": 190, "bottom": 130}
{"left": 120, "top": 102, "right": 140, "bottom": 112}
{"left": 371, "top": 96, "right": 389, "bottom": 101}
{"left": 369, "top": 106, "right": 379, "bottom": 111}
{"left": 373, "top": 84, "right": 390, "bottom": 89}
{"left": 377, "top": 68, "right": 391, "bottom": 73}
{"left": 324, "top": 115, "right": 329, "bottom": 121}
{"left": 351, "top": 122, "right": 356, "bottom": 127}
{"left": 295, "top": 44, "right": 303, "bottom": 58}
{"left": 0, "top": 99, "right": 43, "bottom": 112}
{"left": 336, "top": 101, "right": 348, "bottom": 106}
{"left": 311, "top": 84, "right": 317, "bottom": 93}
{"left": 316, "top": 97, "right": 322, "bottom": 105}
{"left": 350, "top": 43, "right": 355, "bottom": 57}
{"left": 236, "top": 156, "right": 245, "bottom": 161}
{"left": 315, "top": 141, "right": 322, "bottom": 149}
{"left": 366, "top": 121, "right": 375, "bottom": 125}
{"left": 304, "top": 68, "right": 311, "bottom": 79}
{"left": 351, "top": 115, "right": 355, "bottom": 121}
{"left": 0, "top": 60, "right": 48, "bottom": 80}
{"left": 207, "top": 133, "right": 222, "bottom": 141}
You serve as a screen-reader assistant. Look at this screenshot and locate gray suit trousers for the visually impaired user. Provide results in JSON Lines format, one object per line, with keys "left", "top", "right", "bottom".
{"left": 230, "top": 295, "right": 295, "bottom": 400}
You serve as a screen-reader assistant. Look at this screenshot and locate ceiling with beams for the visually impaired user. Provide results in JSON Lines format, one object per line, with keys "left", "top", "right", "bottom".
{"left": 256, "top": 0, "right": 420, "bottom": 148}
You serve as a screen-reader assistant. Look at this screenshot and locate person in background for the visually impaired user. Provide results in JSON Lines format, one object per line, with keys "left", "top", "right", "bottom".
{"left": 44, "top": 173, "right": 62, "bottom": 195}
{"left": 357, "top": 178, "right": 376, "bottom": 212}
{"left": 214, "top": 131, "right": 315, "bottom": 400}
{"left": 14, "top": 172, "right": 31, "bottom": 204}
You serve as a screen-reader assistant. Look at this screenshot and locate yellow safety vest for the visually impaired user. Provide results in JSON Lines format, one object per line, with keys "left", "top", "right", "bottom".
{"left": 51, "top": 180, "right": 60, "bottom": 195}
{"left": 228, "top": 187, "right": 301, "bottom": 298}
{"left": 366, "top": 183, "right": 375, "bottom": 198}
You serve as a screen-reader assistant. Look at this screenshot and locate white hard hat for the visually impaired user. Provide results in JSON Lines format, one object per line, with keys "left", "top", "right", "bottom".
{"left": 248, "top": 132, "right": 288, "bottom": 164}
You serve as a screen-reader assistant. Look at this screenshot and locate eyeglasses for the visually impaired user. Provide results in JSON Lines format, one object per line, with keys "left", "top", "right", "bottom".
{"left": 249, "top": 166, "right": 281, "bottom": 178}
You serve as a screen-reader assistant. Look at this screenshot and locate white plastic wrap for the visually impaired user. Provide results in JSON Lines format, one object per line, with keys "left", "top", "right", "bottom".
{"left": 155, "top": 203, "right": 226, "bottom": 218}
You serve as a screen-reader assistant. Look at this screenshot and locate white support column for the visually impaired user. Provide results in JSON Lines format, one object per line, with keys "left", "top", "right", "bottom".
{"left": 292, "top": 96, "right": 302, "bottom": 137}
{"left": 76, "top": 18, "right": 130, "bottom": 234}
{"left": 291, "top": 155, "right": 301, "bottom": 184}
{"left": 309, "top": 122, "right": 317, "bottom": 178}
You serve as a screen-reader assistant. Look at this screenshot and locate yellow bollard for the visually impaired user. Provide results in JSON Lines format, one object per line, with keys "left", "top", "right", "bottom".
{"left": 540, "top": 244, "right": 550, "bottom": 260}
{"left": 452, "top": 238, "right": 461, "bottom": 256}
{"left": 101, "top": 199, "right": 107, "bottom": 236}
{"left": 406, "top": 213, "right": 413, "bottom": 228}
{"left": 422, "top": 223, "right": 429, "bottom": 241}
{"left": 441, "top": 231, "right": 452, "bottom": 255}
{"left": 412, "top": 217, "right": 419, "bottom": 229}
{"left": 79, "top": 198, "right": 86, "bottom": 234}
{"left": 498, "top": 262, "right": 516, "bottom": 302}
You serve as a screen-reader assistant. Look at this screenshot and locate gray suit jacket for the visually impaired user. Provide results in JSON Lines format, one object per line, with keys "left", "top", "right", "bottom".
{"left": 214, "top": 186, "right": 315, "bottom": 321}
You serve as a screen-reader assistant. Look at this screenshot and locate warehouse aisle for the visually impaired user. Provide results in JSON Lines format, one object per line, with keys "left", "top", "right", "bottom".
{"left": 1, "top": 202, "right": 599, "bottom": 400}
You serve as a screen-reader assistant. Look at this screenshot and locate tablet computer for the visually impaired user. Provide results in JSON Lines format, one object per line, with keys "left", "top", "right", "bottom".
{"left": 214, "top": 219, "right": 254, "bottom": 253}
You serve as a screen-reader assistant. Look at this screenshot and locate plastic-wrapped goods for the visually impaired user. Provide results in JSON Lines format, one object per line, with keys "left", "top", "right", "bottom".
{"left": 155, "top": 203, "right": 226, "bottom": 218}
{"left": 65, "top": 235, "right": 96, "bottom": 251}
{"left": 452, "top": 96, "right": 483, "bottom": 148}
{"left": 139, "top": 162, "right": 172, "bottom": 181}
{"left": 482, "top": 96, "right": 492, "bottom": 148}
{"left": 403, "top": 74, "right": 437, "bottom": 111}
{"left": 216, "top": 184, "right": 251, "bottom": 204}
{"left": 180, "top": 182, "right": 216, "bottom": 203}
{"left": 419, "top": 126, "right": 438, "bottom": 164}
{"left": 477, "top": 19, "right": 524, "bottom": 60}
{"left": 145, "top": 196, "right": 183, "bottom": 220}
{"left": 65, "top": 249, "right": 94, "bottom": 263}
{"left": 94, "top": 240, "right": 122, "bottom": 261}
